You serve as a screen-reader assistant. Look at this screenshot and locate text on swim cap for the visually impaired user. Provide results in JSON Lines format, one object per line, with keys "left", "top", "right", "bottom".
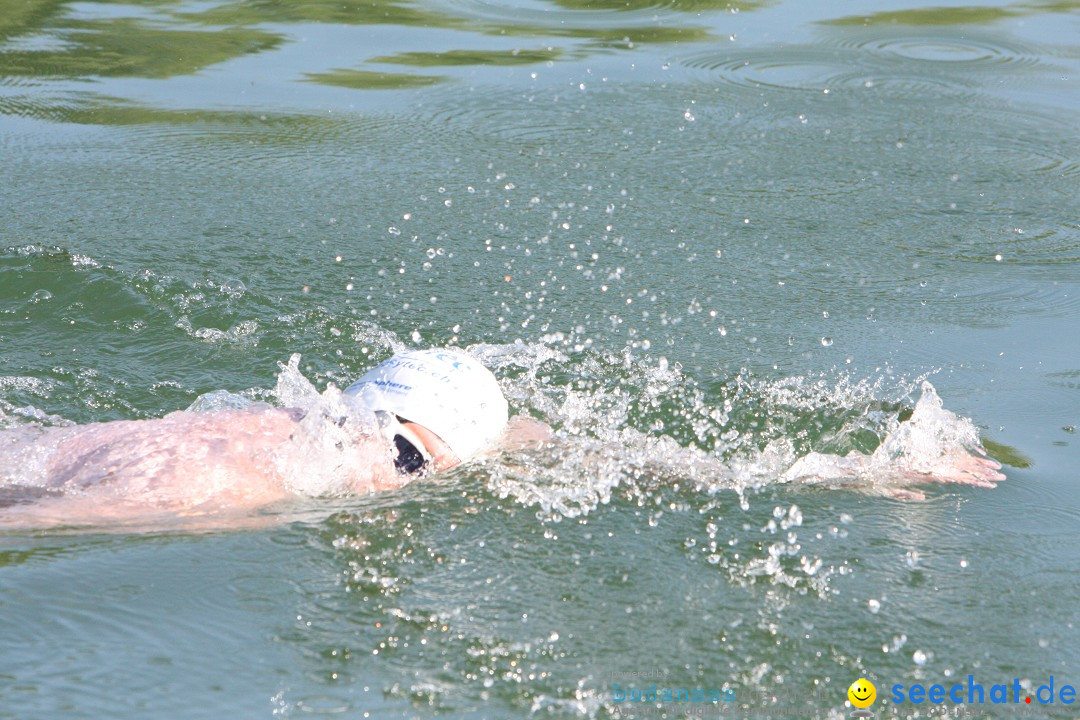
{"left": 367, "top": 380, "right": 413, "bottom": 392}
{"left": 381, "top": 356, "right": 472, "bottom": 384}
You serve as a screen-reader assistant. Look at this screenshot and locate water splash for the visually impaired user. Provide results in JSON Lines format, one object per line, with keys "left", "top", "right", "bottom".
{"left": 478, "top": 341, "right": 995, "bottom": 518}
{"left": 0, "top": 341, "right": 996, "bottom": 531}
{"left": 0, "top": 355, "right": 392, "bottom": 524}
{"left": 265, "top": 354, "right": 388, "bottom": 498}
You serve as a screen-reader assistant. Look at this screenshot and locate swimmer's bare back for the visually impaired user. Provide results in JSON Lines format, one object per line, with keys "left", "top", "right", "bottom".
{"left": 0, "top": 407, "right": 402, "bottom": 530}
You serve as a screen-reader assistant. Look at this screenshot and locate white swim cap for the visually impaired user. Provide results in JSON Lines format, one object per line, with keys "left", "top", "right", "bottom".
{"left": 343, "top": 349, "right": 508, "bottom": 462}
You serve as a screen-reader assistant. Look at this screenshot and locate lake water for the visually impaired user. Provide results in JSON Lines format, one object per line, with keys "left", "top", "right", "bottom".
{"left": 1, "top": 0, "right": 1079, "bottom": 717}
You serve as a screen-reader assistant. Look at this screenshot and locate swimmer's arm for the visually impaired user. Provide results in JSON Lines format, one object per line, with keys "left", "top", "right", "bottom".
{"left": 782, "top": 445, "right": 1004, "bottom": 500}
{"left": 497, "top": 415, "right": 554, "bottom": 452}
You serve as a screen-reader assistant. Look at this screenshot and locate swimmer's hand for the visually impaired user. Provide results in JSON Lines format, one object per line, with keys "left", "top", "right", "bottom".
{"left": 898, "top": 446, "right": 1005, "bottom": 492}
{"left": 783, "top": 445, "right": 1005, "bottom": 501}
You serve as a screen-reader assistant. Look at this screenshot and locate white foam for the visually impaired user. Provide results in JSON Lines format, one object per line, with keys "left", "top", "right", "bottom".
{"left": 480, "top": 341, "right": 993, "bottom": 517}
{"left": 782, "top": 381, "right": 987, "bottom": 490}
{"left": 269, "top": 354, "right": 386, "bottom": 498}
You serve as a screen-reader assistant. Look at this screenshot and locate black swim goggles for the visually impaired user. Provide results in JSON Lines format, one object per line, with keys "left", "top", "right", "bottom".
{"left": 373, "top": 411, "right": 432, "bottom": 475}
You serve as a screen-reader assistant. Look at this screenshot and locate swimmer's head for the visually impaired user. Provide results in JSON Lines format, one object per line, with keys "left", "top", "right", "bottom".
{"left": 343, "top": 349, "right": 508, "bottom": 464}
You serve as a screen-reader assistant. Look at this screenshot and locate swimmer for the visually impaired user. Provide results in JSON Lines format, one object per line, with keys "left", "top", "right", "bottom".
{"left": 0, "top": 349, "right": 1003, "bottom": 530}
{"left": 0, "top": 349, "right": 545, "bottom": 530}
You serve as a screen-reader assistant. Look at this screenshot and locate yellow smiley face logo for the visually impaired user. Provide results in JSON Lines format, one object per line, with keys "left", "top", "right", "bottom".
{"left": 848, "top": 678, "right": 876, "bottom": 708}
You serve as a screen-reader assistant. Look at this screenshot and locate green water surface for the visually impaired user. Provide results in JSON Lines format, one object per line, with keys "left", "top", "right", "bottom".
{"left": 1, "top": 0, "right": 1079, "bottom": 717}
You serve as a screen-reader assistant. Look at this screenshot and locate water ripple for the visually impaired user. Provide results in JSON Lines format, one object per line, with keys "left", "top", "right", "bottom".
{"left": 679, "top": 45, "right": 974, "bottom": 94}
{"left": 679, "top": 27, "right": 1053, "bottom": 94}
{"left": 832, "top": 30, "right": 1044, "bottom": 71}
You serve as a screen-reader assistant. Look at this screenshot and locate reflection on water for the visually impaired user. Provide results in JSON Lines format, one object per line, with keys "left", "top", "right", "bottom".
{"left": 0, "top": 92, "right": 262, "bottom": 124}
{"left": 177, "top": 0, "right": 468, "bottom": 29}
{"left": 822, "top": 0, "right": 1080, "bottom": 26}
{"left": 1, "top": 0, "right": 1076, "bottom": 94}
{"left": 679, "top": 23, "right": 1057, "bottom": 93}
{"left": 0, "top": 11, "right": 282, "bottom": 79}
{"left": 372, "top": 48, "right": 564, "bottom": 67}
{"left": 304, "top": 68, "right": 447, "bottom": 90}
{"left": 0, "top": 0, "right": 723, "bottom": 88}
{"left": 4, "top": 0, "right": 1070, "bottom": 127}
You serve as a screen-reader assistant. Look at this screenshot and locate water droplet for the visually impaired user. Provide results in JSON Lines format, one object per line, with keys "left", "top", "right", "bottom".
{"left": 29, "top": 289, "right": 53, "bottom": 304}
{"left": 820, "top": 337, "right": 833, "bottom": 347}
{"left": 913, "top": 649, "right": 928, "bottom": 666}
{"left": 868, "top": 599, "right": 881, "bottom": 614}
{"left": 388, "top": 226, "right": 401, "bottom": 236}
